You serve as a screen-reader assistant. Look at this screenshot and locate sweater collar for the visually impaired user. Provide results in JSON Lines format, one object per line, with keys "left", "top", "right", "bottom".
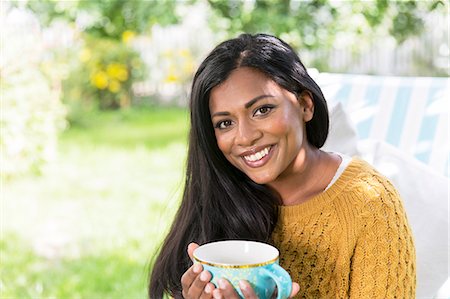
{"left": 278, "top": 158, "right": 368, "bottom": 218}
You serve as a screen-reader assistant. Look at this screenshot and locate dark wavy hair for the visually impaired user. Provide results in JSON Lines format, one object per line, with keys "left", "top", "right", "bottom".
{"left": 148, "top": 33, "right": 329, "bottom": 298}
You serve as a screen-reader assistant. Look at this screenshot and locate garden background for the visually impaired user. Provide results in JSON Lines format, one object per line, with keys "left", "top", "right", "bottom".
{"left": 1, "top": 0, "right": 448, "bottom": 298}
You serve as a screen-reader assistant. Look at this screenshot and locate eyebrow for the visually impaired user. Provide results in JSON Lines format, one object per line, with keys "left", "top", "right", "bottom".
{"left": 211, "top": 94, "right": 274, "bottom": 118}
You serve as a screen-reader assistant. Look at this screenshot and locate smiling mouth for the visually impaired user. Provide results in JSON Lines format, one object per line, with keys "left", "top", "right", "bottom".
{"left": 243, "top": 146, "right": 272, "bottom": 162}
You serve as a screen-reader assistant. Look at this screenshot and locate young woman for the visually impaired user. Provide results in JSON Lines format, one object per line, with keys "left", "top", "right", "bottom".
{"left": 149, "top": 33, "right": 416, "bottom": 299}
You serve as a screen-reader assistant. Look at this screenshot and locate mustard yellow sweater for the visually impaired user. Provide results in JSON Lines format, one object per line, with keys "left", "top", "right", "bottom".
{"left": 271, "top": 158, "right": 416, "bottom": 298}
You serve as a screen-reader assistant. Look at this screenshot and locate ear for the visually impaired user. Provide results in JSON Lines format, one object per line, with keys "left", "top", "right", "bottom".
{"left": 299, "top": 90, "right": 314, "bottom": 122}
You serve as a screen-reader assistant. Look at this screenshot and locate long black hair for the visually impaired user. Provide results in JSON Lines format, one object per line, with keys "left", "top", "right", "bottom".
{"left": 149, "top": 33, "right": 329, "bottom": 298}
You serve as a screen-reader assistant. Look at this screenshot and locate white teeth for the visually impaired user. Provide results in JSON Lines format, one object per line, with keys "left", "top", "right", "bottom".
{"left": 244, "top": 146, "right": 271, "bottom": 162}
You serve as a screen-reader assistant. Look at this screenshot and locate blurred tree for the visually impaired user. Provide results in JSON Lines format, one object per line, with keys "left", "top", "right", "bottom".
{"left": 22, "top": 0, "right": 182, "bottom": 39}
{"left": 16, "top": 0, "right": 448, "bottom": 114}
{"left": 1, "top": 5, "right": 66, "bottom": 178}
{"left": 18, "top": 0, "right": 189, "bottom": 111}
{"left": 63, "top": 35, "right": 146, "bottom": 120}
{"left": 207, "top": 0, "right": 446, "bottom": 49}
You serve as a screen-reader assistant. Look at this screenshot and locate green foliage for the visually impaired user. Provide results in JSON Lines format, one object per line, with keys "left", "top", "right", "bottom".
{"left": 21, "top": 0, "right": 183, "bottom": 114}
{"left": 207, "top": 0, "right": 446, "bottom": 49}
{"left": 63, "top": 35, "right": 146, "bottom": 115}
{"left": 75, "top": 0, "right": 179, "bottom": 39}
{"left": 1, "top": 5, "right": 66, "bottom": 179}
{"left": 1, "top": 68, "right": 65, "bottom": 178}
{"left": 389, "top": 1, "right": 423, "bottom": 43}
{"left": 19, "top": 0, "right": 448, "bottom": 120}
{"left": 23, "top": 0, "right": 182, "bottom": 39}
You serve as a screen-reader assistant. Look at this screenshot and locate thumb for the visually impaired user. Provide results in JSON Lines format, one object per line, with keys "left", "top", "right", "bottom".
{"left": 289, "top": 282, "right": 300, "bottom": 298}
{"left": 187, "top": 242, "right": 199, "bottom": 260}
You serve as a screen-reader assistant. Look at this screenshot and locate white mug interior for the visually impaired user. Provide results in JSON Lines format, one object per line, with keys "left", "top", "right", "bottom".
{"left": 193, "top": 240, "right": 279, "bottom": 266}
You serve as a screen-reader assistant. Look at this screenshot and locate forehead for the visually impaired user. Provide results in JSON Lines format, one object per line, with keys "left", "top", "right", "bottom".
{"left": 209, "top": 67, "right": 284, "bottom": 111}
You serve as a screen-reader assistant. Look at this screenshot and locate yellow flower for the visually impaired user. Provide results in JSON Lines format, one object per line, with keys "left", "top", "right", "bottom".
{"left": 164, "top": 73, "right": 179, "bottom": 83}
{"left": 183, "top": 60, "right": 194, "bottom": 74}
{"left": 106, "top": 63, "right": 128, "bottom": 82}
{"left": 162, "top": 50, "right": 173, "bottom": 58}
{"left": 79, "top": 48, "right": 91, "bottom": 63}
{"left": 122, "top": 30, "right": 136, "bottom": 44}
{"left": 179, "top": 49, "right": 191, "bottom": 58}
{"left": 90, "top": 71, "right": 108, "bottom": 90}
{"left": 108, "top": 80, "right": 121, "bottom": 93}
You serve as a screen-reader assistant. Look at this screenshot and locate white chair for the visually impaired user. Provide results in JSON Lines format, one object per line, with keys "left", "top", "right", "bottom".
{"left": 319, "top": 73, "right": 449, "bottom": 299}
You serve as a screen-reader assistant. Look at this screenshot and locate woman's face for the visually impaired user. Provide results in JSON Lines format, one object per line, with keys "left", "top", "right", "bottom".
{"left": 209, "top": 67, "right": 313, "bottom": 184}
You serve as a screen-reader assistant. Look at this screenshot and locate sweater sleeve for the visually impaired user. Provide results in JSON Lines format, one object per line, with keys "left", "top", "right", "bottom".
{"left": 348, "top": 179, "right": 416, "bottom": 298}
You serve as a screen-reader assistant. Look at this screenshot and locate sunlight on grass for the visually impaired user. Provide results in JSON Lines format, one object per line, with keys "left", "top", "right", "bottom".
{"left": 2, "top": 107, "right": 189, "bottom": 298}
{"left": 1, "top": 235, "right": 148, "bottom": 298}
{"left": 62, "top": 107, "right": 189, "bottom": 149}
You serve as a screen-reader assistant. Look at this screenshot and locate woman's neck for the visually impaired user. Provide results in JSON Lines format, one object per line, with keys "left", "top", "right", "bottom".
{"left": 268, "top": 145, "right": 341, "bottom": 206}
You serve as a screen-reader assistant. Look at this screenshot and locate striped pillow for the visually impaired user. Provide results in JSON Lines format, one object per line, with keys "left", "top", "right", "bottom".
{"left": 316, "top": 73, "right": 449, "bottom": 176}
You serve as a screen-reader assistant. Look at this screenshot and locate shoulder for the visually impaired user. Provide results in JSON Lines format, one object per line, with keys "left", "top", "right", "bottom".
{"left": 340, "top": 159, "right": 413, "bottom": 244}
{"left": 345, "top": 158, "right": 399, "bottom": 197}
{"left": 339, "top": 158, "right": 403, "bottom": 215}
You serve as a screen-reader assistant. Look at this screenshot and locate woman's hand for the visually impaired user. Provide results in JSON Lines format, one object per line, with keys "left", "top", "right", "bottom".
{"left": 181, "top": 243, "right": 216, "bottom": 299}
{"left": 182, "top": 243, "right": 299, "bottom": 299}
{"left": 211, "top": 278, "right": 300, "bottom": 299}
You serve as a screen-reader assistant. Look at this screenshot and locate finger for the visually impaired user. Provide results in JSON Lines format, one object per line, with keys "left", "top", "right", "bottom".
{"left": 214, "top": 279, "right": 240, "bottom": 299}
{"left": 239, "top": 280, "right": 258, "bottom": 299}
{"left": 188, "top": 242, "right": 200, "bottom": 260}
{"left": 212, "top": 289, "right": 223, "bottom": 299}
{"left": 181, "top": 263, "right": 203, "bottom": 296}
{"left": 289, "top": 282, "right": 300, "bottom": 298}
{"left": 199, "top": 282, "right": 216, "bottom": 299}
{"left": 187, "top": 270, "right": 213, "bottom": 299}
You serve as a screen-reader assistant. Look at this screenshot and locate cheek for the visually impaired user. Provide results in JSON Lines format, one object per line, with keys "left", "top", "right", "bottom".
{"left": 215, "top": 134, "right": 239, "bottom": 167}
{"left": 266, "top": 121, "right": 289, "bottom": 135}
{"left": 215, "top": 133, "right": 232, "bottom": 155}
{"left": 268, "top": 111, "right": 302, "bottom": 136}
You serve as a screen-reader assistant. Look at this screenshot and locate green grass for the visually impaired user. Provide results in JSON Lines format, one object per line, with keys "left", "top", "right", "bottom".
{"left": 1, "top": 107, "right": 189, "bottom": 298}
{"left": 1, "top": 235, "right": 147, "bottom": 298}
{"left": 61, "top": 107, "right": 190, "bottom": 149}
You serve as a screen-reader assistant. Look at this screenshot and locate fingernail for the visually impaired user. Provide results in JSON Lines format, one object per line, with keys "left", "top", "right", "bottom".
{"left": 193, "top": 263, "right": 202, "bottom": 274}
{"left": 200, "top": 270, "right": 209, "bottom": 282}
{"left": 212, "top": 290, "right": 222, "bottom": 299}
{"left": 205, "top": 284, "right": 212, "bottom": 294}
{"left": 218, "top": 278, "right": 227, "bottom": 289}
{"left": 239, "top": 280, "right": 247, "bottom": 291}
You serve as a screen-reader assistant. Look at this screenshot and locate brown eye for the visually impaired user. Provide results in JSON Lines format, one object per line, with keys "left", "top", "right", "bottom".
{"left": 254, "top": 105, "right": 274, "bottom": 116}
{"left": 216, "top": 120, "right": 233, "bottom": 129}
{"left": 259, "top": 107, "right": 270, "bottom": 114}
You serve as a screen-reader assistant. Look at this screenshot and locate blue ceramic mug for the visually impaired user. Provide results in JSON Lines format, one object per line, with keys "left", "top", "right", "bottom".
{"left": 193, "top": 240, "right": 292, "bottom": 299}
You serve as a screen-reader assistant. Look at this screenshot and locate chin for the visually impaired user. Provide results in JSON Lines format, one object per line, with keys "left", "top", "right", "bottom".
{"left": 247, "top": 174, "right": 274, "bottom": 185}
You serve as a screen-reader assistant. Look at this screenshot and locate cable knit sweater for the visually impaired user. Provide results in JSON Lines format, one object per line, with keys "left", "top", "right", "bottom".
{"left": 271, "top": 158, "right": 416, "bottom": 298}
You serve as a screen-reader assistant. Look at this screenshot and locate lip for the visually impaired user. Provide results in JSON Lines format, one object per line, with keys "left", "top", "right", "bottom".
{"left": 240, "top": 144, "right": 275, "bottom": 168}
{"left": 239, "top": 144, "right": 273, "bottom": 157}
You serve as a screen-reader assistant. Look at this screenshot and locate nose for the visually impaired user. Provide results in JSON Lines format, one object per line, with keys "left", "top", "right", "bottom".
{"left": 235, "top": 119, "right": 262, "bottom": 146}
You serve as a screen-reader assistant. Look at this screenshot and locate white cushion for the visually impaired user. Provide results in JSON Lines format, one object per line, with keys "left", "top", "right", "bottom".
{"left": 358, "top": 139, "right": 449, "bottom": 298}
{"left": 322, "top": 102, "right": 359, "bottom": 156}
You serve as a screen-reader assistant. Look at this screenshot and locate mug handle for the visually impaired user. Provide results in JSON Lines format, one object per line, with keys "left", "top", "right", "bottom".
{"left": 260, "top": 263, "right": 292, "bottom": 299}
